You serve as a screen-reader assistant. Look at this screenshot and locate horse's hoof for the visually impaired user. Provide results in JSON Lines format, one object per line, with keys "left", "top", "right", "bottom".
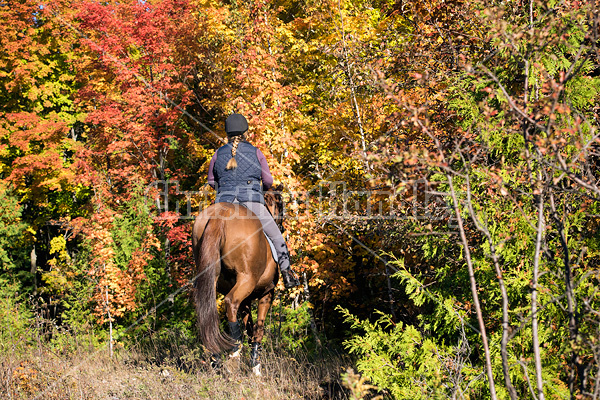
{"left": 252, "top": 363, "right": 262, "bottom": 376}
{"left": 210, "top": 355, "right": 222, "bottom": 370}
{"left": 229, "top": 341, "right": 242, "bottom": 358}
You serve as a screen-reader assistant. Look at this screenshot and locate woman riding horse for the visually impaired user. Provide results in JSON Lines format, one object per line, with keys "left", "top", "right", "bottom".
{"left": 206, "top": 113, "right": 300, "bottom": 289}
{"left": 192, "top": 114, "right": 300, "bottom": 372}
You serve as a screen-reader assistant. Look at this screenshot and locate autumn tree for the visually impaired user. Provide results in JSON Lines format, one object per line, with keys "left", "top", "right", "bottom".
{"left": 0, "top": 0, "right": 91, "bottom": 300}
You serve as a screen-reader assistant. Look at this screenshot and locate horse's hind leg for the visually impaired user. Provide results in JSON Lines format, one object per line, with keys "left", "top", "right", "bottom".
{"left": 250, "top": 290, "right": 274, "bottom": 376}
{"left": 224, "top": 277, "right": 255, "bottom": 355}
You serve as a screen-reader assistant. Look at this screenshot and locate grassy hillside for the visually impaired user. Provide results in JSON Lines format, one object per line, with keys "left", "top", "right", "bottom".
{"left": 1, "top": 330, "right": 361, "bottom": 400}
{"left": 0, "top": 290, "right": 380, "bottom": 400}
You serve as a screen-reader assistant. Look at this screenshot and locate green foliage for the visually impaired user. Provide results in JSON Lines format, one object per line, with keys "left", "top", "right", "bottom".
{"left": 0, "top": 278, "right": 35, "bottom": 355}
{"left": 566, "top": 75, "right": 600, "bottom": 111}
{"left": 274, "top": 300, "right": 315, "bottom": 353}
{"left": 0, "top": 184, "right": 29, "bottom": 283}
{"left": 53, "top": 246, "right": 99, "bottom": 338}
{"left": 111, "top": 191, "right": 153, "bottom": 271}
{"left": 338, "top": 306, "right": 482, "bottom": 399}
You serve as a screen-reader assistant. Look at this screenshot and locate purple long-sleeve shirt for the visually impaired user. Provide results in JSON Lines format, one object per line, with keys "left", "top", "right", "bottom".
{"left": 207, "top": 147, "right": 273, "bottom": 190}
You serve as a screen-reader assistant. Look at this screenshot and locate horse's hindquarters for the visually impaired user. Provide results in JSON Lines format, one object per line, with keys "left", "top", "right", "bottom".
{"left": 192, "top": 201, "right": 279, "bottom": 364}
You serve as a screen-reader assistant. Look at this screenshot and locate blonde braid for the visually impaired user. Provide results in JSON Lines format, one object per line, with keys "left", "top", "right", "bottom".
{"left": 226, "top": 135, "right": 244, "bottom": 170}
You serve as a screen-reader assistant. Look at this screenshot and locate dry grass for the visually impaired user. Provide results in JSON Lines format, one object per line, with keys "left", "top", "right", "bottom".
{"left": 1, "top": 330, "right": 353, "bottom": 400}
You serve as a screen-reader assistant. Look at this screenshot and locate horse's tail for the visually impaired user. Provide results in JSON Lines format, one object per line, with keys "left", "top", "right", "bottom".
{"left": 193, "top": 217, "right": 233, "bottom": 354}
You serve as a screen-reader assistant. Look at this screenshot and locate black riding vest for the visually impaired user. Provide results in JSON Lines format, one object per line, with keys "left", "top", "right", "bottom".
{"left": 213, "top": 141, "right": 264, "bottom": 204}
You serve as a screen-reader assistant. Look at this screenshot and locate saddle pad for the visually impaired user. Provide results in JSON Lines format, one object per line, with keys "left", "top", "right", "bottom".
{"left": 264, "top": 233, "right": 278, "bottom": 263}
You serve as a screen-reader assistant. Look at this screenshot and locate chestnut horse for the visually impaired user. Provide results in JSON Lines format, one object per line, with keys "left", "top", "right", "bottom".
{"left": 191, "top": 187, "right": 283, "bottom": 375}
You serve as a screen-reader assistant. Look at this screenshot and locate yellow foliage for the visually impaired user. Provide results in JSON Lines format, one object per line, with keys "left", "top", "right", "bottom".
{"left": 43, "top": 236, "right": 73, "bottom": 295}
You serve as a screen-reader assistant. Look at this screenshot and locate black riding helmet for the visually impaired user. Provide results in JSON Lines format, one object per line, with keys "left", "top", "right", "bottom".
{"left": 225, "top": 113, "right": 248, "bottom": 137}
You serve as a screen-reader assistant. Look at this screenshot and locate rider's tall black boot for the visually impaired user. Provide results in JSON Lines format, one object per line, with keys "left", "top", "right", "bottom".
{"left": 281, "top": 268, "right": 300, "bottom": 289}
